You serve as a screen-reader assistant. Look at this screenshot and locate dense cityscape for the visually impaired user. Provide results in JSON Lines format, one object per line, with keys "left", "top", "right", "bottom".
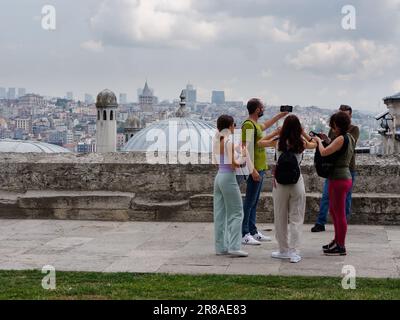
{"left": 0, "top": 82, "right": 381, "bottom": 153}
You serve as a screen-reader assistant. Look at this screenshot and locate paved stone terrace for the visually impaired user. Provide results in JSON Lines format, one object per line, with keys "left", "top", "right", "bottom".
{"left": 0, "top": 219, "right": 399, "bottom": 278}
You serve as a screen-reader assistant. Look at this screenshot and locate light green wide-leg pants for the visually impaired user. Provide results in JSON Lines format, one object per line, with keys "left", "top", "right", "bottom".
{"left": 213, "top": 172, "right": 244, "bottom": 253}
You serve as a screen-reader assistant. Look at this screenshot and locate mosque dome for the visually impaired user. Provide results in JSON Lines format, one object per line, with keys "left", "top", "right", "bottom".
{"left": 96, "top": 89, "right": 118, "bottom": 108}
{"left": 122, "top": 118, "right": 216, "bottom": 153}
{"left": 0, "top": 139, "right": 71, "bottom": 153}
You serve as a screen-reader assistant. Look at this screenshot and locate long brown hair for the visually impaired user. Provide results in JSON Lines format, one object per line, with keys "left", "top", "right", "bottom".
{"left": 278, "top": 115, "right": 305, "bottom": 154}
{"left": 329, "top": 111, "right": 350, "bottom": 135}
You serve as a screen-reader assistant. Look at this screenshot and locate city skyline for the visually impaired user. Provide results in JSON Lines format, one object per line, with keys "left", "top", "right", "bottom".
{"left": 0, "top": 82, "right": 387, "bottom": 115}
{"left": 1, "top": 1, "right": 400, "bottom": 112}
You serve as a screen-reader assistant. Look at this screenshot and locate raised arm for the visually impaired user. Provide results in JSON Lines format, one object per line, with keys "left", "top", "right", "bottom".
{"left": 257, "top": 127, "right": 280, "bottom": 148}
{"left": 258, "top": 137, "right": 278, "bottom": 148}
{"left": 260, "top": 112, "right": 288, "bottom": 131}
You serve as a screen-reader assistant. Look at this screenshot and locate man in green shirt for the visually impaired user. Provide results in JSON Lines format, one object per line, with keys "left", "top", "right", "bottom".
{"left": 241, "top": 98, "right": 288, "bottom": 245}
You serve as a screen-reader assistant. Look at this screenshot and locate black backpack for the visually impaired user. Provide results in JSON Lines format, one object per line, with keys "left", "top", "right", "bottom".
{"left": 314, "top": 135, "right": 348, "bottom": 178}
{"left": 275, "top": 150, "right": 301, "bottom": 185}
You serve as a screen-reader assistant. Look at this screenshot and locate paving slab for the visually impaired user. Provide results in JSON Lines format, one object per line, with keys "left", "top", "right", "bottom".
{"left": 0, "top": 219, "right": 399, "bottom": 278}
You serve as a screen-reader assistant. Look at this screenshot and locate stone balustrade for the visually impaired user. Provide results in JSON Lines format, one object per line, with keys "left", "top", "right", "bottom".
{"left": 0, "top": 152, "right": 399, "bottom": 224}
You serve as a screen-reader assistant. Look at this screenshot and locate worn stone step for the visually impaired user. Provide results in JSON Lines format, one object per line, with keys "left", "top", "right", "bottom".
{"left": 0, "top": 191, "right": 135, "bottom": 221}
{"left": 189, "top": 192, "right": 400, "bottom": 225}
{"left": 133, "top": 198, "right": 190, "bottom": 210}
{"left": 17, "top": 191, "right": 134, "bottom": 209}
{"left": 0, "top": 191, "right": 399, "bottom": 224}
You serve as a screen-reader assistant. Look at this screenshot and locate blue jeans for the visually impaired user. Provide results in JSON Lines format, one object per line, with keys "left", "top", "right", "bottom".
{"left": 242, "top": 170, "right": 265, "bottom": 237}
{"left": 316, "top": 171, "right": 356, "bottom": 226}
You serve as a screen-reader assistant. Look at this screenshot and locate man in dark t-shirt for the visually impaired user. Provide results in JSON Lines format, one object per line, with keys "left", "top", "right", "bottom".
{"left": 311, "top": 105, "right": 360, "bottom": 232}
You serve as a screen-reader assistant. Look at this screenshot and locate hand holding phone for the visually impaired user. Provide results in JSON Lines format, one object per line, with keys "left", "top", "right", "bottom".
{"left": 280, "top": 105, "right": 293, "bottom": 113}
{"left": 309, "top": 131, "right": 330, "bottom": 144}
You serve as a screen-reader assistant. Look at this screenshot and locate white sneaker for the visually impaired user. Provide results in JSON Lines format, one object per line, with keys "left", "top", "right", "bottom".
{"left": 271, "top": 250, "right": 292, "bottom": 259}
{"left": 242, "top": 234, "right": 261, "bottom": 246}
{"left": 228, "top": 250, "right": 249, "bottom": 258}
{"left": 290, "top": 253, "right": 302, "bottom": 263}
{"left": 253, "top": 231, "right": 272, "bottom": 242}
{"left": 216, "top": 251, "right": 229, "bottom": 256}
{"left": 289, "top": 248, "right": 301, "bottom": 255}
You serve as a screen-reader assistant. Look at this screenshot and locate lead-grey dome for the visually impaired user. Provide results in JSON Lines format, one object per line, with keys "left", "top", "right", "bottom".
{"left": 123, "top": 118, "right": 216, "bottom": 153}
{"left": 96, "top": 89, "right": 118, "bottom": 108}
{"left": 0, "top": 139, "right": 71, "bottom": 153}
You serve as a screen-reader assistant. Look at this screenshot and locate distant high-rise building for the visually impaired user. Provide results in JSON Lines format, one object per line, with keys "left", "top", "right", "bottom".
{"left": 0, "top": 88, "right": 6, "bottom": 99}
{"left": 211, "top": 91, "right": 225, "bottom": 105}
{"left": 7, "top": 88, "right": 16, "bottom": 100}
{"left": 17, "top": 88, "right": 26, "bottom": 98}
{"left": 185, "top": 84, "right": 197, "bottom": 104}
{"left": 66, "top": 92, "right": 74, "bottom": 101}
{"left": 119, "top": 93, "right": 127, "bottom": 104}
{"left": 84, "top": 94, "right": 94, "bottom": 104}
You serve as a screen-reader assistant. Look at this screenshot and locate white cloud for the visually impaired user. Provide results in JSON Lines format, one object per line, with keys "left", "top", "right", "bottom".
{"left": 287, "top": 40, "right": 398, "bottom": 78}
{"left": 80, "top": 40, "right": 104, "bottom": 52}
{"left": 90, "top": 0, "right": 217, "bottom": 49}
{"left": 89, "top": 0, "right": 307, "bottom": 49}
{"left": 259, "top": 17, "right": 304, "bottom": 43}
{"left": 287, "top": 41, "right": 359, "bottom": 74}
{"left": 357, "top": 40, "right": 398, "bottom": 77}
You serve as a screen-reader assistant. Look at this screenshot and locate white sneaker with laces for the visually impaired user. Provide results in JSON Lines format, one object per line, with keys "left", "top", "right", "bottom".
{"left": 271, "top": 250, "right": 292, "bottom": 259}
{"left": 228, "top": 250, "right": 249, "bottom": 258}
{"left": 253, "top": 231, "right": 272, "bottom": 242}
{"left": 242, "top": 233, "right": 261, "bottom": 246}
{"left": 289, "top": 253, "right": 302, "bottom": 263}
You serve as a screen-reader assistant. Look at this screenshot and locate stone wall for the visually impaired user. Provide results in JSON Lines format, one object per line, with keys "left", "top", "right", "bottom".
{"left": 0, "top": 152, "right": 399, "bottom": 225}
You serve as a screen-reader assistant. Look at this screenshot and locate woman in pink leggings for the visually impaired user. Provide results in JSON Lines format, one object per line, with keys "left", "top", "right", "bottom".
{"left": 313, "top": 112, "right": 355, "bottom": 256}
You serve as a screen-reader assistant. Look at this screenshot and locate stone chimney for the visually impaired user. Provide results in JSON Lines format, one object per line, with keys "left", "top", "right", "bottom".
{"left": 96, "top": 89, "right": 118, "bottom": 152}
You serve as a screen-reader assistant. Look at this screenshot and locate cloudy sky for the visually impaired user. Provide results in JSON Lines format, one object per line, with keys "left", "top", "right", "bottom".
{"left": 1, "top": 0, "right": 400, "bottom": 112}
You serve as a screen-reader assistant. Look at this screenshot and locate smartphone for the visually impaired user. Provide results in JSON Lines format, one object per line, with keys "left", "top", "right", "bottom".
{"left": 309, "top": 131, "right": 330, "bottom": 143}
{"left": 280, "top": 105, "right": 293, "bottom": 113}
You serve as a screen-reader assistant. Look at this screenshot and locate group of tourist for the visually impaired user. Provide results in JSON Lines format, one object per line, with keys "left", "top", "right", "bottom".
{"left": 212, "top": 99, "right": 358, "bottom": 263}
